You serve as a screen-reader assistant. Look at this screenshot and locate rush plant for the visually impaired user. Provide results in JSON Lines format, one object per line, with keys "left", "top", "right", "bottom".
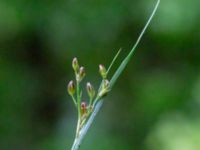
{"left": 67, "top": 0, "right": 160, "bottom": 149}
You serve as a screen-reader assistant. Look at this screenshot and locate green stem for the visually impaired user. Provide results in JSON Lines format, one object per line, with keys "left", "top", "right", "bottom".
{"left": 75, "top": 80, "right": 81, "bottom": 138}
{"left": 71, "top": 100, "right": 103, "bottom": 150}
{"left": 75, "top": 119, "right": 81, "bottom": 137}
{"left": 92, "top": 95, "right": 101, "bottom": 108}
{"left": 77, "top": 81, "right": 81, "bottom": 118}
{"left": 71, "top": 95, "right": 77, "bottom": 107}
{"left": 89, "top": 97, "right": 93, "bottom": 107}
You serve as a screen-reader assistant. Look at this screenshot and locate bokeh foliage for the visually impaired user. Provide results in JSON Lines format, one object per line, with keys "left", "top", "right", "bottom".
{"left": 0, "top": 0, "right": 200, "bottom": 149}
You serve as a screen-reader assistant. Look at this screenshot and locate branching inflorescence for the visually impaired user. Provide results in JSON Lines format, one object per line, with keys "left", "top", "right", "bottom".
{"left": 67, "top": 0, "right": 160, "bottom": 150}
{"left": 68, "top": 59, "right": 110, "bottom": 138}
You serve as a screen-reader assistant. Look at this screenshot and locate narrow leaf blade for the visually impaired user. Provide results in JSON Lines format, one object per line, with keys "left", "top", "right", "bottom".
{"left": 110, "top": 0, "right": 160, "bottom": 88}
{"left": 107, "top": 48, "right": 122, "bottom": 74}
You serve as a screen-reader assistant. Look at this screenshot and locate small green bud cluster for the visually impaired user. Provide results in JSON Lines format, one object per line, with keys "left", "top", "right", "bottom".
{"left": 98, "top": 65, "right": 110, "bottom": 97}
{"left": 67, "top": 58, "right": 111, "bottom": 130}
{"left": 72, "top": 58, "right": 86, "bottom": 82}
{"left": 68, "top": 58, "right": 96, "bottom": 115}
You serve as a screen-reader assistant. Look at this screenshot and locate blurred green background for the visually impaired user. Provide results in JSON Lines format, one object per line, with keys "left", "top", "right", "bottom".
{"left": 1, "top": 0, "right": 200, "bottom": 149}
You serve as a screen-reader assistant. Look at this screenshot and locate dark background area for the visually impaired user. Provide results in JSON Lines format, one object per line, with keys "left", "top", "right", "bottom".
{"left": 1, "top": 0, "right": 200, "bottom": 149}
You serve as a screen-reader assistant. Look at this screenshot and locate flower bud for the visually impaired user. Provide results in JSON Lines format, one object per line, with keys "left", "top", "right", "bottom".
{"left": 72, "top": 57, "right": 79, "bottom": 73}
{"left": 86, "top": 82, "right": 95, "bottom": 99}
{"left": 78, "top": 66, "right": 86, "bottom": 81}
{"left": 99, "top": 64, "right": 107, "bottom": 79}
{"left": 68, "top": 80, "right": 75, "bottom": 96}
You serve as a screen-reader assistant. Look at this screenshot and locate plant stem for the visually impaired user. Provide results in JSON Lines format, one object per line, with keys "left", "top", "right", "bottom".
{"left": 75, "top": 80, "right": 81, "bottom": 138}
{"left": 76, "top": 81, "right": 81, "bottom": 118}
{"left": 71, "top": 95, "right": 77, "bottom": 107}
{"left": 71, "top": 100, "right": 103, "bottom": 150}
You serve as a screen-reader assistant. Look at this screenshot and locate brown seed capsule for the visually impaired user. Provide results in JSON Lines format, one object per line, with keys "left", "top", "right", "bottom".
{"left": 72, "top": 57, "right": 79, "bottom": 73}
{"left": 68, "top": 80, "right": 75, "bottom": 96}
{"left": 86, "top": 82, "right": 95, "bottom": 99}
{"left": 81, "top": 102, "right": 87, "bottom": 115}
{"left": 99, "top": 64, "right": 107, "bottom": 79}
